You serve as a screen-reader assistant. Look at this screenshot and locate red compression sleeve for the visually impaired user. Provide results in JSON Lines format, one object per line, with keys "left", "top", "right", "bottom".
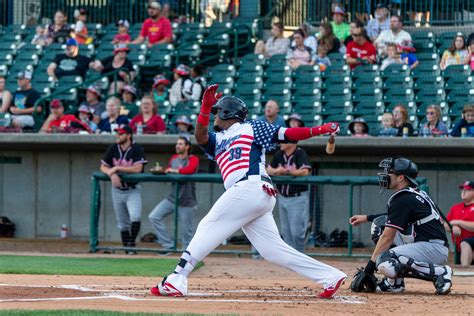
{"left": 197, "top": 112, "right": 210, "bottom": 126}
{"left": 284, "top": 127, "right": 327, "bottom": 142}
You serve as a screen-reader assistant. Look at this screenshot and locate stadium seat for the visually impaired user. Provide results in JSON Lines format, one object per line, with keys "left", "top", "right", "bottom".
{"left": 412, "top": 63, "right": 441, "bottom": 78}
{"left": 322, "top": 75, "right": 351, "bottom": 89}
{"left": 352, "top": 86, "right": 383, "bottom": 102}
{"left": 236, "top": 63, "right": 264, "bottom": 77}
{"left": 267, "top": 53, "right": 287, "bottom": 65}
{"left": 233, "top": 75, "right": 263, "bottom": 89}
{"left": 239, "top": 53, "right": 266, "bottom": 66}
{"left": 413, "top": 74, "right": 444, "bottom": 89}
{"left": 381, "top": 64, "right": 410, "bottom": 77}
{"left": 413, "top": 39, "right": 436, "bottom": 53}
{"left": 322, "top": 64, "right": 350, "bottom": 77}
{"left": 263, "top": 77, "right": 292, "bottom": 89}
{"left": 208, "top": 64, "right": 236, "bottom": 78}
{"left": 265, "top": 63, "right": 291, "bottom": 77}
{"left": 410, "top": 31, "right": 435, "bottom": 42}
{"left": 351, "top": 101, "right": 385, "bottom": 115}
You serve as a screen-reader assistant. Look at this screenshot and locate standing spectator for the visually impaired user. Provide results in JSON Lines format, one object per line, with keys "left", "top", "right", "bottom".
{"left": 151, "top": 74, "right": 170, "bottom": 105}
{"left": 346, "top": 28, "right": 377, "bottom": 70}
{"left": 348, "top": 117, "right": 369, "bottom": 137}
{"left": 254, "top": 22, "right": 290, "bottom": 58}
{"left": 76, "top": 104, "right": 98, "bottom": 132}
{"left": 186, "top": 65, "right": 206, "bottom": 102}
{"left": 366, "top": 3, "right": 390, "bottom": 42}
{"left": 285, "top": 113, "right": 305, "bottom": 128}
{"left": 47, "top": 38, "right": 94, "bottom": 81}
{"left": 148, "top": 136, "right": 199, "bottom": 252}
{"left": 80, "top": 85, "right": 106, "bottom": 123}
{"left": 131, "top": 1, "right": 173, "bottom": 47}
{"left": 169, "top": 64, "right": 192, "bottom": 106}
{"left": 267, "top": 143, "right": 312, "bottom": 252}
{"left": 398, "top": 40, "right": 419, "bottom": 70}
{"left": 451, "top": 105, "right": 474, "bottom": 137}
{"left": 258, "top": 100, "right": 286, "bottom": 126}
{"left": 0, "top": 75, "right": 12, "bottom": 113}
{"left": 129, "top": 95, "right": 166, "bottom": 134}
{"left": 445, "top": 181, "right": 474, "bottom": 266}
{"left": 31, "top": 25, "right": 48, "bottom": 46}
{"left": 291, "top": 23, "right": 318, "bottom": 55}
{"left": 100, "top": 124, "right": 147, "bottom": 254}
{"left": 344, "top": 19, "right": 366, "bottom": 46}
{"left": 318, "top": 22, "right": 341, "bottom": 55}
{"left": 379, "top": 112, "right": 398, "bottom": 137}
{"left": 112, "top": 20, "right": 131, "bottom": 45}
{"left": 315, "top": 45, "right": 331, "bottom": 71}
{"left": 98, "top": 97, "right": 129, "bottom": 133}
{"left": 287, "top": 29, "right": 316, "bottom": 69}
{"left": 173, "top": 115, "right": 194, "bottom": 136}
{"left": 46, "top": 10, "right": 71, "bottom": 45}
{"left": 73, "top": 8, "right": 91, "bottom": 45}
{"left": 381, "top": 43, "right": 403, "bottom": 71}
{"left": 393, "top": 105, "right": 414, "bottom": 136}
{"left": 418, "top": 105, "right": 448, "bottom": 137}
{"left": 3, "top": 70, "right": 41, "bottom": 130}
{"left": 440, "top": 35, "right": 469, "bottom": 71}
{"left": 121, "top": 85, "right": 139, "bottom": 118}
{"left": 330, "top": 6, "right": 350, "bottom": 42}
{"left": 40, "top": 99, "right": 91, "bottom": 133}
{"left": 375, "top": 15, "right": 412, "bottom": 58}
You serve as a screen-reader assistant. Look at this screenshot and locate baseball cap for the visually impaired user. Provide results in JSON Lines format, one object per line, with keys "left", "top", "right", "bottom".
{"left": 66, "top": 38, "right": 78, "bottom": 46}
{"left": 174, "top": 64, "right": 190, "bottom": 76}
{"left": 397, "top": 40, "right": 416, "bottom": 52}
{"left": 459, "top": 181, "right": 474, "bottom": 190}
{"left": 174, "top": 115, "right": 192, "bottom": 126}
{"left": 153, "top": 74, "right": 170, "bottom": 88}
{"left": 115, "top": 124, "right": 133, "bottom": 135}
{"left": 285, "top": 113, "right": 305, "bottom": 127}
{"left": 375, "top": 3, "right": 388, "bottom": 10}
{"left": 50, "top": 99, "right": 63, "bottom": 109}
{"left": 16, "top": 70, "right": 33, "bottom": 80}
{"left": 78, "top": 104, "right": 91, "bottom": 113}
{"left": 117, "top": 19, "right": 130, "bottom": 29}
{"left": 332, "top": 6, "right": 346, "bottom": 15}
{"left": 86, "top": 85, "right": 101, "bottom": 96}
{"left": 113, "top": 43, "right": 130, "bottom": 54}
{"left": 122, "top": 85, "right": 137, "bottom": 96}
{"left": 148, "top": 1, "right": 161, "bottom": 9}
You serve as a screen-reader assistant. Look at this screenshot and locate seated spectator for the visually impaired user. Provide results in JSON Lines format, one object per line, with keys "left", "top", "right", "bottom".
{"left": 366, "top": 3, "right": 390, "bottom": 42}
{"left": 0, "top": 75, "right": 13, "bottom": 113}
{"left": 91, "top": 43, "right": 135, "bottom": 95}
{"left": 381, "top": 43, "right": 402, "bottom": 70}
{"left": 287, "top": 29, "right": 316, "bottom": 69}
{"left": 446, "top": 181, "right": 474, "bottom": 266}
{"left": 291, "top": 22, "right": 318, "bottom": 54}
{"left": 440, "top": 35, "right": 469, "bottom": 71}
{"left": 346, "top": 28, "right": 376, "bottom": 69}
{"left": 398, "top": 40, "right": 419, "bottom": 69}
{"left": 169, "top": 64, "right": 192, "bottom": 106}
{"left": 374, "top": 15, "right": 412, "bottom": 58}
{"left": 76, "top": 104, "right": 98, "bottom": 132}
{"left": 378, "top": 112, "right": 398, "bottom": 137}
{"left": 2, "top": 70, "right": 41, "bottom": 130}
{"left": 315, "top": 45, "right": 331, "bottom": 71}
{"left": 393, "top": 104, "right": 414, "bottom": 136}
{"left": 121, "top": 85, "right": 139, "bottom": 118}
{"left": 129, "top": 95, "right": 166, "bottom": 134}
{"left": 318, "top": 22, "right": 341, "bottom": 55}
{"left": 41, "top": 99, "right": 91, "bottom": 133}
{"left": 73, "top": 8, "right": 92, "bottom": 45}
{"left": 348, "top": 117, "right": 369, "bottom": 137}
{"left": 173, "top": 115, "right": 193, "bottom": 136}
{"left": 151, "top": 74, "right": 170, "bottom": 105}
{"left": 47, "top": 38, "right": 94, "bottom": 81}
{"left": 112, "top": 19, "right": 131, "bottom": 45}
{"left": 80, "top": 85, "right": 106, "bottom": 123}
{"left": 344, "top": 19, "right": 366, "bottom": 46}
{"left": 187, "top": 65, "right": 206, "bottom": 101}
{"left": 255, "top": 22, "right": 290, "bottom": 58}
{"left": 285, "top": 113, "right": 304, "bottom": 127}
{"left": 46, "top": 10, "right": 71, "bottom": 45}
{"left": 131, "top": 1, "right": 172, "bottom": 47}
{"left": 419, "top": 105, "right": 448, "bottom": 137}
{"left": 97, "top": 97, "right": 129, "bottom": 133}
{"left": 330, "top": 6, "right": 350, "bottom": 42}
{"left": 451, "top": 104, "right": 474, "bottom": 137}
{"left": 31, "top": 25, "right": 48, "bottom": 46}
{"left": 258, "top": 100, "right": 286, "bottom": 126}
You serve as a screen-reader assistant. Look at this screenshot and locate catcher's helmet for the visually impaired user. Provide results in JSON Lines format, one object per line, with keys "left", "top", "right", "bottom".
{"left": 378, "top": 157, "right": 418, "bottom": 188}
{"left": 211, "top": 96, "right": 248, "bottom": 122}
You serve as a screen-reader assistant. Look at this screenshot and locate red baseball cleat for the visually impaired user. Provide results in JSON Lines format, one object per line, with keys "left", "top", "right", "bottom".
{"left": 319, "top": 276, "right": 346, "bottom": 299}
{"left": 150, "top": 275, "right": 186, "bottom": 297}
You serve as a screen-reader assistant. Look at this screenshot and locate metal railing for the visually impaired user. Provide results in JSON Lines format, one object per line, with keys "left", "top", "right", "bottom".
{"left": 89, "top": 172, "right": 428, "bottom": 257}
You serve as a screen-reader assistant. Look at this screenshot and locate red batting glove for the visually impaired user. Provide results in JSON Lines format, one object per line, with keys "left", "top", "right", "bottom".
{"left": 318, "top": 122, "right": 340, "bottom": 135}
{"left": 198, "top": 84, "right": 222, "bottom": 126}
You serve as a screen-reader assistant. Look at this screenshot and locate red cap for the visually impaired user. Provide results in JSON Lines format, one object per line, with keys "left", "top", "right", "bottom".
{"left": 50, "top": 99, "right": 63, "bottom": 109}
{"left": 459, "top": 181, "right": 474, "bottom": 190}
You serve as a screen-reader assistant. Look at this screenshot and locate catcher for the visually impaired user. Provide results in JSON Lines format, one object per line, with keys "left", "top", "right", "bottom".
{"left": 349, "top": 157, "right": 452, "bottom": 295}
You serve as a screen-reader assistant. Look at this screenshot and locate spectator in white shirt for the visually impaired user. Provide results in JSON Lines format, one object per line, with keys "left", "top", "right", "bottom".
{"left": 254, "top": 22, "right": 290, "bottom": 58}
{"left": 374, "top": 15, "right": 412, "bottom": 58}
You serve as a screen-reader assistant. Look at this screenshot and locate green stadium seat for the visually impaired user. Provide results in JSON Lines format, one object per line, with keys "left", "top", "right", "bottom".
{"left": 352, "top": 76, "right": 382, "bottom": 89}
{"left": 208, "top": 64, "right": 236, "bottom": 77}
{"left": 416, "top": 52, "right": 439, "bottom": 63}
{"left": 15, "top": 50, "right": 40, "bottom": 66}
{"left": 234, "top": 85, "right": 262, "bottom": 101}
{"left": 351, "top": 101, "right": 384, "bottom": 115}
{"left": 234, "top": 75, "right": 263, "bottom": 89}
{"left": 265, "top": 63, "right": 291, "bottom": 77}
{"left": 324, "top": 113, "right": 353, "bottom": 124}
{"left": 0, "top": 51, "right": 14, "bottom": 66}
{"left": 292, "top": 64, "right": 321, "bottom": 78}
{"left": 300, "top": 113, "right": 323, "bottom": 126}
{"left": 145, "top": 50, "right": 172, "bottom": 67}
{"left": 208, "top": 76, "right": 234, "bottom": 93}
{"left": 383, "top": 87, "right": 414, "bottom": 103}
{"left": 381, "top": 64, "right": 410, "bottom": 77}
{"left": 322, "top": 75, "right": 351, "bottom": 89}
{"left": 446, "top": 87, "right": 474, "bottom": 103}
{"left": 414, "top": 39, "right": 436, "bottom": 52}
{"left": 412, "top": 63, "right": 441, "bottom": 78}
{"left": 267, "top": 53, "right": 287, "bottom": 65}
{"left": 19, "top": 43, "right": 43, "bottom": 55}
{"left": 350, "top": 64, "right": 380, "bottom": 79}
{"left": 413, "top": 74, "right": 443, "bottom": 89}
{"left": 352, "top": 86, "right": 383, "bottom": 102}
{"left": 382, "top": 73, "right": 413, "bottom": 88}
{"left": 415, "top": 86, "right": 445, "bottom": 102}
{"left": 322, "top": 64, "right": 350, "bottom": 77}
{"left": 239, "top": 53, "right": 265, "bottom": 66}
{"left": 293, "top": 100, "right": 322, "bottom": 112}
{"left": 448, "top": 102, "right": 466, "bottom": 117}
{"left": 265, "top": 75, "right": 292, "bottom": 86}
{"left": 236, "top": 63, "right": 264, "bottom": 77}
{"left": 5, "top": 24, "right": 29, "bottom": 37}
{"left": 436, "top": 31, "right": 464, "bottom": 46}
{"left": 176, "top": 43, "right": 201, "bottom": 63}
{"left": 410, "top": 31, "right": 435, "bottom": 42}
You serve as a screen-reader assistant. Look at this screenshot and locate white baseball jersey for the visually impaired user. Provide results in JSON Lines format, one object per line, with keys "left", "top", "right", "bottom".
{"left": 202, "top": 120, "right": 288, "bottom": 190}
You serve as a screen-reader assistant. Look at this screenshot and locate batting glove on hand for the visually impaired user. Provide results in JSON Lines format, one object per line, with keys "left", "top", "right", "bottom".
{"left": 321, "top": 122, "right": 340, "bottom": 135}
{"left": 201, "top": 84, "right": 222, "bottom": 114}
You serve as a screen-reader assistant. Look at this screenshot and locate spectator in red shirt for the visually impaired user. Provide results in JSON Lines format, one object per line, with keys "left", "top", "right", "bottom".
{"left": 130, "top": 95, "right": 166, "bottom": 134}
{"left": 446, "top": 181, "right": 474, "bottom": 266}
{"left": 132, "top": 1, "right": 173, "bottom": 47}
{"left": 346, "top": 28, "right": 377, "bottom": 69}
{"left": 40, "top": 99, "right": 91, "bottom": 133}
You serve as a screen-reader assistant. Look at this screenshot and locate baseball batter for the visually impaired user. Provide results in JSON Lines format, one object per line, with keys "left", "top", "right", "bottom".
{"left": 150, "top": 84, "right": 346, "bottom": 299}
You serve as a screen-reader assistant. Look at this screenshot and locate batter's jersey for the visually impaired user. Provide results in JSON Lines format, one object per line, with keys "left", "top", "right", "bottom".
{"left": 201, "top": 120, "right": 287, "bottom": 190}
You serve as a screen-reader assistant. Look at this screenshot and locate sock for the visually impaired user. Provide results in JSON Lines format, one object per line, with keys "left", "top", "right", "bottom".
{"left": 120, "top": 230, "right": 131, "bottom": 247}
{"left": 129, "top": 221, "right": 141, "bottom": 247}
{"left": 174, "top": 250, "right": 198, "bottom": 277}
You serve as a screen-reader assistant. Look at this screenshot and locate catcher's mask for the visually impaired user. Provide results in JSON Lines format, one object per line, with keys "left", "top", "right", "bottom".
{"left": 378, "top": 157, "right": 418, "bottom": 189}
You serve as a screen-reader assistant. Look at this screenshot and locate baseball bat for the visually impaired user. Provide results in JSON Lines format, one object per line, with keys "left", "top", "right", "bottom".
{"left": 326, "top": 135, "right": 335, "bottom": 155}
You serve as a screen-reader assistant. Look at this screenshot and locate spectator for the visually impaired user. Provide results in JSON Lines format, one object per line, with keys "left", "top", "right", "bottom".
{"left": 131, "top": 1, "right": 173, "bottom": 47}
{"left": 398, "top": 40, "right": 419, "bottom": 70}
{"left": 121, "top": 85, "right": 139, "bottom": 118}
{"left": 151, "top": 74, "right": 170, "bottom": 105}
{"left": 440, "top": 35, "right": 469, "bottom": 71}
{"left": 258, "top": 100, "right": 286, "bottom": 126}
{"left": 451, "top": 104, "right": 474, "bottom": 137}
{"left": 378, "top": 112, "right": 398, "bottom": 137}
{"left": 3, "top": 70, "right": 41, "bottom": 130}
{"left": 318, "top": 22, "right": 341, "bottom": 55}
{"left": 366, "top": 3, "right": 390, "bottom": 42}
{"left": 76, "top": 104, "right": 98, "bottom": 132}
{"left": 374, "top": 15, "right": 412, "bottom": 58}
{"left": 129, "top": 95, "right": 166, "bottom": 134}
{"left": 418, "top": 105, "right": 448, "bottom": 137}
{"left": 73, "top": 8, "right": 91, "bottom": 45}
{"left": 285, "top": 113, "right": 304, "bottom": 127}
{"left": 346, "top": 28, "right": 377, "bottom": 69}
{"left": 0, "top": 75, "right": 13, "bottom": 113}
{"left": 380, "top": 43, "right": 403, "bottom": 71}
{"left": 80, "top": 85, "right": 106, "bottom": 123}
{"left": 100, "top": 124, "right": 147, "bottom": 254}
{"left": 315, "top": 45, "right": 331, "bottom": 71}
{"left": 469, "top": 39, "right": 474, "bottom": 71}
{"left": 344, "top": 19, "right": 366, "bottom": 46}
{"left": 291, "top": 22, "right": 318, "bottom": 55}
{"left": 47, "top": 38, "right": 94, "bottom": 81}
{"left": 254, "top": 22, "right": 290, "bottom": 58}
{"left": 348, "top": 117, "right": 369, "bottom": 137}
{"left": 187, "top": 65, "right": 206, "bottom": 102}
{"left": 330, "top": 6, "right": 350, "bottom": 42}
{"left": 91, "top": 43, "right": 135, "bottom": 95}
{"left": 200, "top": 0, "right": 228, "bottom": 27}
{"left": 266, "top": 143, "right": 312, "bottom": 252}
{"left": 98, "top": 97, "right": 129, "bottom": 133}
{"left": 46, "top": 9, "right": 71, "bottom": 45}
{"left": 287, "top": 29, "right": 316, "bottom": 69}
{"left": 148, "top": 136, "right": 199, "bottom": 252}
{"left": 173, "top": 115, "right": 194, "bottom": 136}
{"left": 112, "top": 19, "right": 131, "bottom": 45}
{"left": 445, "top": 181, "right": 474, "bottom": 266}
{"left": 169, "top": 64, "right": 192, "bottom": 106}
{"left": 31, "top": 25, "right": 48, "bottom": 46}
{"left": 40, "top": 99, "right": 91, "bottom": 133}
{"left": 393, "top": 105, "right": 414, "bottom": 136}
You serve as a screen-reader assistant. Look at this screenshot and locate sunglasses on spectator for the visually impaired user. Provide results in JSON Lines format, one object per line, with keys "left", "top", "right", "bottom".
{"left": 426, "top": 111, "right": 436, "bottom": 115}
{"left": 353, "top": 33, "right": 362, "bottom": 37}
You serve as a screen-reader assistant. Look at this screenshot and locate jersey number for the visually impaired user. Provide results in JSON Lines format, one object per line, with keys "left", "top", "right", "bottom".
{"left": 228, "top": 148, "right": 242, "bottom": 161}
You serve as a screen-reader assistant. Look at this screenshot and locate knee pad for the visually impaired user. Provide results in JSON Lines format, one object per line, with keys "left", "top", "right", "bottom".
{"left": 376, "top": 250, "right": 402, "bottom": 279}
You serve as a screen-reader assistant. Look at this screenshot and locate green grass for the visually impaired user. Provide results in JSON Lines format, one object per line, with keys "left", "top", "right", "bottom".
{"left": 0, "top": 255, "right": 202, "bottom": 277}
{"left": 0, "top": 311, "right": 214, "bottom": 316}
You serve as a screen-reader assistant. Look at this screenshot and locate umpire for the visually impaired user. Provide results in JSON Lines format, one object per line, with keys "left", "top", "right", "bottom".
{"left": 100, "top": 125, "right": 147, "bottom": 254}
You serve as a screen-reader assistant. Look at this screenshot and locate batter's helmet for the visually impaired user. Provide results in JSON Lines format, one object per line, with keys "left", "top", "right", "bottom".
{"left": 378, "top": 157, "right": 418, "bottom": 189}
{"left": 211, "top": 96, "right": 248, "bottom": 122}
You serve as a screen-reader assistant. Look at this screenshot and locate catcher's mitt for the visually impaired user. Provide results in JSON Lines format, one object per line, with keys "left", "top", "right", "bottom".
{"left": 350, "top": 268, "right": 378, "bottom": 292}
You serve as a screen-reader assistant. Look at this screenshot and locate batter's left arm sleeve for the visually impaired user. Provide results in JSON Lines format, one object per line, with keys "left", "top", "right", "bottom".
{"left": 178, "top": 155, "right": 199, "bottom": 174}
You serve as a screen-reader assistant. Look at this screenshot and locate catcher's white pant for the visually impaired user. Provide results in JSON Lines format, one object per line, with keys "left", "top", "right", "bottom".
{"left": 185, "top": 176, "right": 346, "bottom": 288}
